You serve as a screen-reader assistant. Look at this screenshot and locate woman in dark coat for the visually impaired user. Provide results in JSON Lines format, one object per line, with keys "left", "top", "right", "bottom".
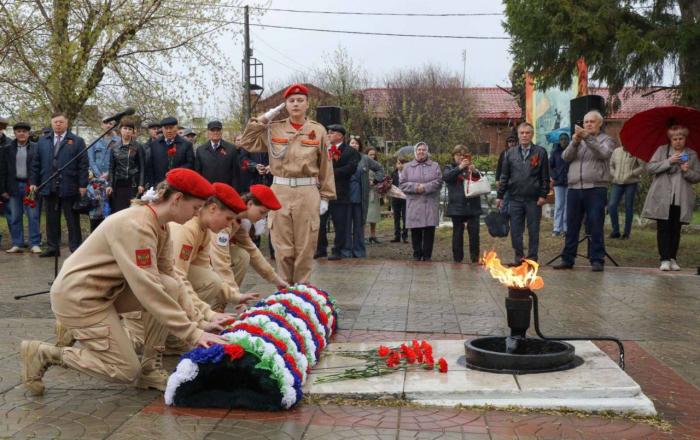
{"left": 107, "top": 117, "right": 145, "bottom": 213}
{"left": 443, "top": 145, "right": 482, "bottom": 263}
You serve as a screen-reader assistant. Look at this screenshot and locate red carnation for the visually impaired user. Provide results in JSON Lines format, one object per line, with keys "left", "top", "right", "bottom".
{"left": 241, "top": 159, "right": 250, "bottom": 171}
{"left": 386, "top": 351, "right": 401, "bottom": 368}
{"left": 420, "top": 341, "right": 433, "bottom": 357}
{"left": 377, "top": 345, "right": 391, "bottom": 357}
{"left": 167, "top": 146, "right": 176, "bottom": 157}
{"left": 23, "top": 197, "right": 36, "bottom": 208}
{"left": 438, "top": 357, "right": 448, "bottom": 373}
{"left": 423, "top": 353, "right": 435, "bottom": 370}
{"left": 223, "top": 344, "right": 245, "bottom": 361}
{"left": 411, "top": 340, "right": 424, "bottom": 363}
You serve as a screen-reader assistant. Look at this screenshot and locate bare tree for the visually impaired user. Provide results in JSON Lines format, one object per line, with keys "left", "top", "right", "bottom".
{"left": 0, "top": 0, "right": 266, "bottom": 122}
{"left": 383, "top": 64, "right": 480, "bottom": 153}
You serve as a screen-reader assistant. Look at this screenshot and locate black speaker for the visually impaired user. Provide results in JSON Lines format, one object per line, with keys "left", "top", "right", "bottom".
{"left": 570, "top": 95, "right": 605, "bottom": 129}
{"left": 316, "top": 106, "right": 342, "bottom": 128}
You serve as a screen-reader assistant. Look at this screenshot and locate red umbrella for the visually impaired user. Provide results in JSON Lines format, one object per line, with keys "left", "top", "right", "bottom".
{"left": 619, "top": 105, "right": 700, "bottom": 162}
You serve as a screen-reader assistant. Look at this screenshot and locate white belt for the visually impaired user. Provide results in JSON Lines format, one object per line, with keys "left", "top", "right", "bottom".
{"left": 273, "top": 176, "right": 317, "bottom": 187}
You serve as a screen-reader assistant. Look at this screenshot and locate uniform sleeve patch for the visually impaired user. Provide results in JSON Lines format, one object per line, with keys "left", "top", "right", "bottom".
{"left": 135, "top": 249, "right": 152, "bottom": 268}
{"left": 216, "top": 231, "right": 230, "bottom": 247}
{"left": 179, "top": 244, "right": 193, "bottom": 261}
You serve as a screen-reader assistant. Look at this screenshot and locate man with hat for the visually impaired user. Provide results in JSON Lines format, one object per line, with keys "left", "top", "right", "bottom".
{"left": 240, "top": 83, "right": 336, "bottom": 284}
{"left": 183, "top": 128, "right": 197, "bottom": 144}
{"left": 194, "top": 120, "right": 243, "bottom": 192}
{"left": 147, "top": 116, "right": 194, "bottom": 186}
{"left": 315, "top": 123, "right": 360, "bottom": 260}
{"left": 146, "top": 121, "right": 161, "bottom": 143}
{"left": 1, "top": 122, "right": 42, "bottom": 253}
{"left": 30, "top": 112, "right": 89, "bottom": 256}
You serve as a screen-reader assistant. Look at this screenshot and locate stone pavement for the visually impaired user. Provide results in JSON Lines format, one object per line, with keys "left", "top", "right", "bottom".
{"left": 0, "top": 250, "right": 699, "bottom": 439}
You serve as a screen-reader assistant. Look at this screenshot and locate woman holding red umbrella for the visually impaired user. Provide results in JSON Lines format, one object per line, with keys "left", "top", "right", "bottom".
{"left": 641, "top": 125, "right": 700, "bottom": 271}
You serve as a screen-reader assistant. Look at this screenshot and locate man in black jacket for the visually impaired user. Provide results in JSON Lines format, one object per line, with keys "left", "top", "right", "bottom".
{"left": 147, "top": 116, "right": 194, "bottom": 185}
{"left": 316, "top": 124, "right": 360, "bottom": 260}
{"left": 496, "top": 123, "right": 549, "bottom": 265}
{"left": 30, "top": 113, "right": 89, "bottom": 256}
{"left": 194, "top": 120, "right": 242, "bottom": 191}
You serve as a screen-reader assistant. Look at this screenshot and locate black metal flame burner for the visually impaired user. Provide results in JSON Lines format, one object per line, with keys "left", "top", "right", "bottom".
{"left": 464, "top": 288, "right": 581, "bottom": 374}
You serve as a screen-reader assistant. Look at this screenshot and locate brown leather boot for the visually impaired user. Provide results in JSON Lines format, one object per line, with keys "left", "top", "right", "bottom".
{"left": 54, "top": 321, "right": 76, "bottom": 347}
{"left": 136, "top": 348, "right": 168, "bottom": 391}
{"left": 20, "top": 341, "right": 63, "bottom": 396}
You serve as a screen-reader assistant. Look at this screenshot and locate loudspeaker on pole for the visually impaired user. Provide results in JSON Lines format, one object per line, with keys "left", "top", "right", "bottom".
{"left": 316, "top": 106, "right": 342, "bottom": 128}
{"left": 570, "top": 95, "right": 605, "bottom": 129}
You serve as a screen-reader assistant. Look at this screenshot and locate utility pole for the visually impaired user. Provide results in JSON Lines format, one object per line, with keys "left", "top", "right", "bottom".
{"left": 461, "top": 49, "right": 467, "bottom": 88}
{"left": 243, "top": 5, "right": 251, "bottom": 122}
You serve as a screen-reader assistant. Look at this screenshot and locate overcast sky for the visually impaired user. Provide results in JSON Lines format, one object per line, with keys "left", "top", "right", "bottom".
{"left": 204, "top": 0, "right": 511, "bottom": 115}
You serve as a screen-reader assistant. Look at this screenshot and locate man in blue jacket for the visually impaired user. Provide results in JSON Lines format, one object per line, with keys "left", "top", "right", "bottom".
{"left": 30, "top": 113, "right": 88, "bottom": 256}
{"left": 549, "top": 133, "right": 570, "bottom": 237}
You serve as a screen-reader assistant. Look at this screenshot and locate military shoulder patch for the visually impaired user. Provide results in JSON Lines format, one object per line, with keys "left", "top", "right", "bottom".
{"left": 216, "top": 231, "right": 230, "bottom": 247}
{"left": 179, "top": 244, "right": 193, "bottom": 261}
{"left": 135, "top": 249, "right": 152, "bottom": 268}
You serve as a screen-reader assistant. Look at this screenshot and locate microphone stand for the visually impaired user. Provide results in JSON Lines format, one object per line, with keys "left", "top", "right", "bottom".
{"left": 14, "top": 119, "right": 126, "bottom": 300}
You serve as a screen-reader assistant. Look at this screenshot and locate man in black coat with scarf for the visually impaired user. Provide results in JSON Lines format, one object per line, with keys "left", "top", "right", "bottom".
{"left": 315, "top": 124, "right": 360, "bottom": 260}
{"left": 147, "top": 116, "right": 194, "bottom": 185}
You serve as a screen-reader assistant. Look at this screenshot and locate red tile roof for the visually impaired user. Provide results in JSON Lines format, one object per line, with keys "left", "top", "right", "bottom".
{"left": 469, "top": 87, "right": 522, "bottom": 120}
{"left": 589, "top": 87, "right": 677, "bottom": 119}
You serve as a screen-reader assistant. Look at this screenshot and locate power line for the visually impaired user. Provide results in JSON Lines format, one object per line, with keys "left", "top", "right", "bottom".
{"left": 250, "top": 7, "right": 503, "bottom": 17}
{"left": 248, "top": 22, "right": 509, "bottom": 40}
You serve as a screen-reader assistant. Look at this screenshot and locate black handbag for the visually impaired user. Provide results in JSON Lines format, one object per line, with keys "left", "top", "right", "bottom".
{"left": 485, "top": 210, "right": 510, "bottom": 238}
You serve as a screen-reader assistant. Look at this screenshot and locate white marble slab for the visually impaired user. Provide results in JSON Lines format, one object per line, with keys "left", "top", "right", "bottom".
{"left": 307, "top": 339, "right": 657, "bottom": 416}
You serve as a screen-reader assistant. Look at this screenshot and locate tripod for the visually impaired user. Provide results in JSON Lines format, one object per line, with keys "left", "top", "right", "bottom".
{"left": 546, "top": 233, "right": 619, "bottom": 267}
{"left": 14, "top": 123, "right": 123, "bottom": 300}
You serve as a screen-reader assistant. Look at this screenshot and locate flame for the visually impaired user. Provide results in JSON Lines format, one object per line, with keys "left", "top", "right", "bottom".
{"left": 481, "top": 251, "right": 544, "bottom": 290}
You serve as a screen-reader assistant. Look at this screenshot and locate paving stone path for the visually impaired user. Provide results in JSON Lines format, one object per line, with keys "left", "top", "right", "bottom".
{"left": 0, "top": 250, "right": 698, "bottom": 439}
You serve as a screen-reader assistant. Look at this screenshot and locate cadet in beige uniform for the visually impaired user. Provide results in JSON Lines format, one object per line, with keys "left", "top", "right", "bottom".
{"left": 19, "top": 169, "right": 228, "bottom": 396}
{"left": 240, "top": 84, "right": 336, "bottom": 284}
{"left": 209, "top": 184, "right": 289, "bottom": 297}
{"left": 171, "top": 183, "right": 272, "bottom": 312}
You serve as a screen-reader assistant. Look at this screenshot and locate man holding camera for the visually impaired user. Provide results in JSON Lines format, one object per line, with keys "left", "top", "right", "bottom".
{"left": 554, "top": 110, "right": 615, "bottom": 272}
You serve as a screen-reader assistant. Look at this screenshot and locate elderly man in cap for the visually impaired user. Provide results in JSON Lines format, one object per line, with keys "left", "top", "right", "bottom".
{"left": 147, "top": 116, "right": 194, "bottom": 185}
{"left": 316, "top": 123, "right": 360, "bottom": 260}
{"left": 1, "top": 122, "right": 42, "bottom": 253}
{"left": 240, "top": 83, "right": 335, "bottom": 284}
{"left": 30, "top": 112, "right": 89, "bottom": 256}
{"left": 194, "top": 120, "right": 242, "bottom": 191}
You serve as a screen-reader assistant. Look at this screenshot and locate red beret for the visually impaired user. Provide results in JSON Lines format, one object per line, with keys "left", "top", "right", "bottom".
{"left": 249, "top": 184, "right": 281, "bottom": 210}
{"left": 283, "top": 83, "right": 308, "bottom": 99}
{"left": 166, "top": 168, "right": 214, "bottom": 199}
{"left": 212, "top": 183, "right": 247, "bottom": 213}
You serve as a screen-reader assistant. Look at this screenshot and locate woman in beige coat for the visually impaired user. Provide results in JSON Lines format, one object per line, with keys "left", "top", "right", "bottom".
{"left": 641, "top": 125, "right": 700, "bottom": 271}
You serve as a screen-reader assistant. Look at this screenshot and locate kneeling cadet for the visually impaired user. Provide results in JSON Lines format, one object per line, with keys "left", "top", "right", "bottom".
{"left": 172, "top": 184, "right": 288, "bottom": 316}
{"left": 20, "top": 169, "right": 230, "bottom": 395}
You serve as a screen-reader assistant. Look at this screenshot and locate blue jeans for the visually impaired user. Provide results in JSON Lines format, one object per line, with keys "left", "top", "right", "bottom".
{"left": 562, "top": 187, "right": 607, "bottom": 265}
{"left": 608, "top": 183, "right": 637, "bottom": 236}
{"left": 553, "top": 186, "right": 567, "bottom": 234}
{"left": 5, "top": 181, "right": 42, "bottom": 247}
{"left": 343, "top": 203, "right": 366, "bottom": 258}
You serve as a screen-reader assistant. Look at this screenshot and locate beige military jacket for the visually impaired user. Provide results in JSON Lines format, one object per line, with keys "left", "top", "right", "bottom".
{"left": 239, "top": 117, "right": 336, "bottom": 201}
{"left": 169, "top": 216, "right": 220, "bottom": 319}
{"left": 50, "top": 205, "right": 204, "bottom": 346}
{"left": 209, "top": 219, "right": 279, "bottom": 290}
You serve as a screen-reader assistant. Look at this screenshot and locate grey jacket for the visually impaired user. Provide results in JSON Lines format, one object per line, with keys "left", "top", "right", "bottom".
{"left": 562, "top": 132, "right": 615, "bottom": 189}
{"left": 357, "top": 154, "right": 385, "bottom": 224}
{"left": 642, "top": 145, "right": 700, "bottom": 224}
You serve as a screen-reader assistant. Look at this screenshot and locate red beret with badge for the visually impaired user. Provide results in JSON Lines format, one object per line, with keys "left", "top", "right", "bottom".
{"left": 249, "top": 184, "right": 282, "bottom": 210}
{"left": 283, "top": 83, "right": 309, "bottom": 99}
{"left": 212, "top": 182, "right": 247, "bottom": 213}
{"left": 166, "top": 168, "right": 215, "bottom": 200}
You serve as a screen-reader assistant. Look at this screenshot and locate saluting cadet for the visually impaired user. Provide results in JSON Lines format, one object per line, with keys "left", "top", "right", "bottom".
{"left": 20, "top": 169, "right": 228, "bottom": 396}
{"left": 170, "top": 183, "right": 263, "bottom": 312}
{"left": 209, "top": 184, "right": 288, "bottom": 296}
{"left": 240, "top": 84, "right": 336, "bottom": 283}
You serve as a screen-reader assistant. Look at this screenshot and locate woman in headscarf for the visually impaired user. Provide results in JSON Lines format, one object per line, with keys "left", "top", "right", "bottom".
{"left": 399, "top": 142, "right": 443, "bottom": 261}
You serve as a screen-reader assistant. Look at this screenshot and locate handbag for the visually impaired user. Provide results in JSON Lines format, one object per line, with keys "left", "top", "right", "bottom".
{"left": 463, "top": 172, "right": 490, "bottom": 198}
{"left": 485, "top": 210, "right": 510, "bottom": 237}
